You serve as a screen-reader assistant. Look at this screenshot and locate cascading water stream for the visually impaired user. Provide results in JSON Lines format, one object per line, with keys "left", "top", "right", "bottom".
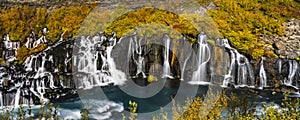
{"left": 2, "top": 28, "right": 300, "bottom": 114}
{"left": 106, "top": 35, "right": 127, "bottom": 85}
{"left": 77, "top": 36, "right": 99, "bottom": 89}
{"left": 14, "top": 88, "right": 21, "bottom": 107}
{"left": 75, "top": 34, "right": 126, "bottom": 89}
{"left": 180, "top": 37, "right": 192, "bottom": 81}
{"left": 222, "top": 39, "right": 235, "bottom": 87}
{"left": 189, "top": 33, "right": 211, "bottom": 85}
{"left": 0, "top": 92, "right": 2, "bottom": 107}
{"left": 4, "top": 32, "right": 68, "bottom": 107}
{"left": 222, "top": 38, "right": 254, "bottom": 87}
{"left": 24, "top": 56, "right": 36, "bottom": 72}
{"left": 285, "top": 60, "right": 299, "bottom": 86}
{"left": 259, "top": 57, "right": 267, "bottom": 89}
{"left": 236, "top": 54, "right": 247, "bottom": 86}
{"left": 131, "top": 34, "right": 146, "bottom": 78}
{"left": 162, "top": 35, "right": 174, "bottom": 79}
{"left": 278, "top": 59, "right": 282, "bottom": 74}
{"left": 222, "top": 50, "right": 236, "bottom": 87}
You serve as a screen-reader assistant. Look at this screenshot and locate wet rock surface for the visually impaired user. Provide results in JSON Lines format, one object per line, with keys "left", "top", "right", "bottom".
{"left": 0, "top": 31, "right": 300, "bottom": 107}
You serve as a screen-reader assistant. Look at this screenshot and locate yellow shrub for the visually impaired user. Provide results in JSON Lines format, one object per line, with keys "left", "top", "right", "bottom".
{"left": 207, "top": 0, "right": 299, "bottom": 59}
{"left": 46, "top": 5, "right": 95, "bottom": 42}
{"left": 0, "top": 6, "right": 51, "bottom": 42}
{"left": 104, "top": 7, "right": 198, "bottom": 41}
{"left": 147, "top": 75, "right": 158, "bottom": 83}
{"left": 29, "top": 44, "right": 47, "bottom": 54}
{"left": 0, "top": 4, "right": 95, "bottom": 64}
{"left": 16, "top": 45, "right": 30, "bottom": 64}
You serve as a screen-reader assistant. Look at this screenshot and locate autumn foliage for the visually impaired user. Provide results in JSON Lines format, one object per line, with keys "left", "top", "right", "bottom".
{"left": 0, "top": 0, "right": 300, "bottom": 61}
{"left": 207, "top": 0, "right": 300, "bottom": 59}
{"left": 0, "top": 4, "right": 95, "bottom": 42}
{"left": 0, "top": 4, "right": 95, "bottom": 64}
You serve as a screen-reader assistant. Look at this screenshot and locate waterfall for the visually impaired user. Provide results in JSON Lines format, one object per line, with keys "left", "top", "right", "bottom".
{"left": 0, "top": 92, "right": 2, "bottom": 107}
{"left": 29, "top": 79, "right": 48, "bottom": 105}
{"left": 32, "top": 35, "right": 47, "bottom": 48}
{"left": 131, "top": 34, "right": 146, "bottom": 78}
{"left": 106, "top": 35, "right": 127, "bottom": 85}
{"left": 1, "top": 32, "right": 69, "bottom": 107}
{"left": 236, "top": 54, "right": 247, "bottom": 85}
{"left": 74, "top": 34, "right": 126, "bottom": 89}
{"left": 222, "top": 39, "right": 236, "bottom": 87}
{"left": 222, "top": 39, "right": 255, "bottom": 87}
{"left": 14, "top": 88, "right": 21, "bottom": 107}
{"left": 180, "top": 38, "right": 192, "bottom": 81}
{"left": 127, "top": 37, "right": 134, "bottom": 75}
{"left": 34, "top": 53, "right": 46, "bottom": 78}
{"left": 24, "top": 56, "right": 35, "bottom": 71}
{"left": 76, "top": 36, "right": 100, "bottom": 89}
{"left": 2, "top": 28, "right": 300, "bottom": 109}
{"left": 0, "top": 92, "right": 3, "bottom": 107}
{"left": 189, "top": 33, "right": 211, "bottom": 85}
{"left": 278, "top": 59, "right": 282, "bottom": 74}
{"left": 259, "top": 57, "right": 267, "bottom": 89}
{"left": 180, "top": 57, "right": 189, "bottom": 81}
{"left": 162, "top": 35, "right": 174, "bottom": 79}
{"left": 32, "top": 53, "right": 57, "bottom": 89}
{"left": 222, "top": 50, "right": 235, "bottom": 87}
{"left": 38, "top": 79, "right": 46, "bottom": 104}
{"left": 2, "top": 34, "right": 21, "bottom": 61}
{"left": 285, "top": 60, "right": 299, "bottom": 86}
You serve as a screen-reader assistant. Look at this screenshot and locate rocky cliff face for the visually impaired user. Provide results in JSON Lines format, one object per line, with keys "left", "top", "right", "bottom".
{"left": 0, "top": 29, "right": 299, "bottom": 107}
{"left": 252, "top": 19, "right": 300, "bottom": 92}
{"left": 275, "top": 19, "right": 300, "bottom": 59}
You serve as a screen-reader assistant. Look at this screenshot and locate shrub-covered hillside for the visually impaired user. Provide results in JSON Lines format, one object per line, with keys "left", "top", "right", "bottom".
{"left": 0, "top": 0, "right": 299, "bottom": 63}
{"left": 205, "top": 0, "right": 300, "bottom": 59}
{"left": 0, "top": 4, "right": 96, "bottom": 64}
{"left": 0, "top": 5, "right": 95, "bottom": 42}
